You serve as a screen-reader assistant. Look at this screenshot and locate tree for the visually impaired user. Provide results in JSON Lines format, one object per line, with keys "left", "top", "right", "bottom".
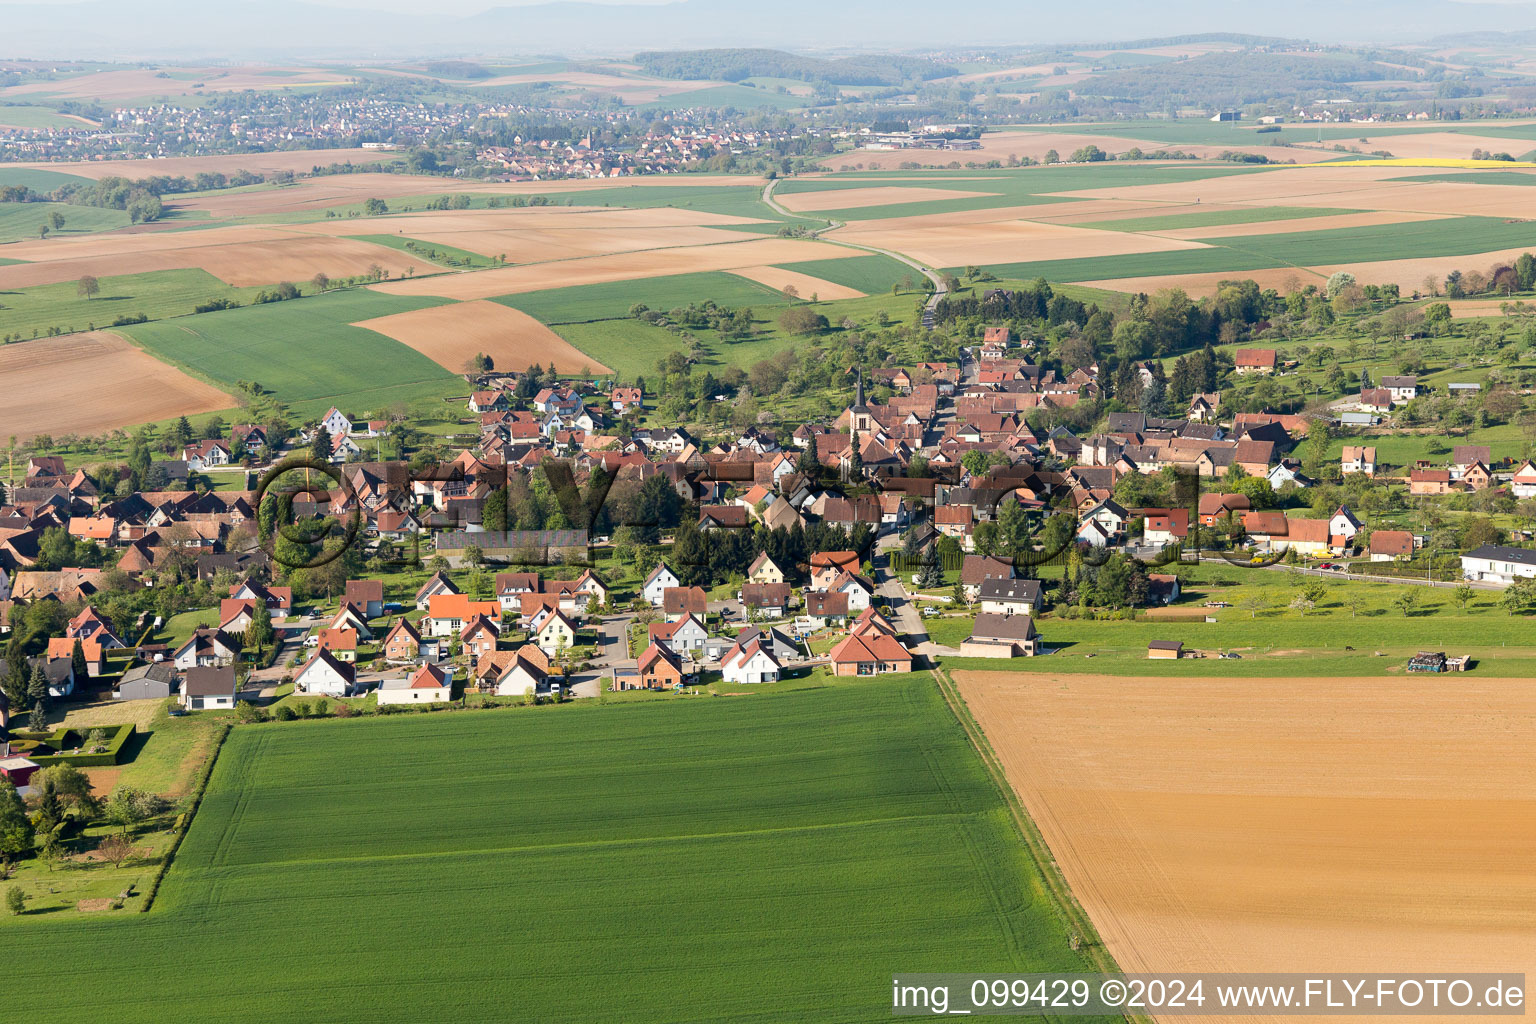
{"left": 362, "top": 198, "right": 388, "bottom": 216}
{"left": 28, "top": 700, "right": 46, "bottom": 732}
{"left": 1500, "top": 576, "right": 1536, "bottom": 615}
{"left": 77, "top": 275, "right": 100, "bottom": 300}
{"left": 5, "top": 886, "right": 24, "bottom": 916}
{"left": 311, "top": 272, "right": 330, "bottom": 293}
{"left": 1344, "top": 590, "right": 1366, "bottom": 618}
{"left": 1240, "top": 589, "right": 1271, "bottom": 619}
{"left": 104, "top": 786, "right": 159, "bottom": 835}
{"left": 777, "top": 306, "right": 828, "bottom": 336}
{"left": 27, "top": 663, "right": 49, "bottom": 704}
{"left": 309, "top": 429, "right": 332, "bottom": 463}
{"left": 64, "top": 639, "right": 90, "bottom": 686}
{"left": 797, "top": 432, "right": 819, "bottom": 475}
{"left": 245, "top": 602, "right": 274, "bottom": 651}
{"left": 49, "top": 210, "right": 64, "bottom": 230}
{"left": 462, "top": 544, "right": 484, "bottom": 568}
{"left": 34, "top": 763, "right": 97, "bottom": 819}
{"left": 1393, "top": 589, "right": 1420, "bottom": 617}
{"left": 481, "top": 486, "right": 508, "bottom": 533}
{"left": 1453, "top": 584, "right": 1474, "bottom": 611}
{"left": 0, "top": 780, "right": 34, "bottom": 871}
{"left": 97, "top": 832, "right": 134, "bottom": 868}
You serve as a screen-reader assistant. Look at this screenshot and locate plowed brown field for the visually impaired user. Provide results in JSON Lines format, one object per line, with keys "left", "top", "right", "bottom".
{"left": 955, "top": 670, "right": 1536, "bottom": 1022}
{"left": 0, "top": 331, "right": 232, "bottom": 440}
{"left": 353, "top": 299, "right": 611, "bottom": 374}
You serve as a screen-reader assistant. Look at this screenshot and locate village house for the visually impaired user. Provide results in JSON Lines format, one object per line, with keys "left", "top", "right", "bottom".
{"left": 977, "top": 578, "right": 1042, "bottom": 617}
{"left": 741, "top": 582, "right": 791, "bottom": 618}
{"left": 378, "top": 663, "right": 453, "bottom": 705}
{"left": 1341, "top": 445, "right": 1377, "bottom": 476}
{"left": 804, "top": 590, "right": 850, "bottom": 628}
{"left": 636, "top": 642, "right": 689, "bottom": 689}
{"left": 960, "top": 555, "right": 1014, "bottom": 600}
{"left": 642, "top": 563, "right": 680, "bottom": 606}
{"left": 294, "top": 648, "right": 358, "bottom": 697}
{"left": 414, "top": 572, "right": 459, "bottom": 610}
{"left": 1513, "top": 460, "right": 1536, "bottom": 499}
{"left": 460, "top": 614, "right": 501, "bottom": 660}
{"left": 47, "top": 637, "right": 105, "bottom": 676}
{"left": 1369, "top": 530, "right": 1415, "bottom": 562}
{"left": 382, "top": 618, "right": 421, "bottom": 662}
{"left": 1233, "top": 348, "right": 1277, "bottom": 374}
{"left": 1139, "top": 508, "right": 1190, "bottom": 548}
{"left": 173, "top": 628, "right": 241, "bottom": 670}
{"left": 1461, "top": 544, "right": 1536, "bottom": 585}
{"left": 180, "top": 666, "right": 236, "bottom": 711}
{"left": 483, "top": 647, "right": 550, "bottom": 697}
{"left": 426, "top": 594, "right": 501, "bottom": 637}
{"left": 534, "top": 610, "right": 577, "bottom": 656}
{"left": 719, "top": 635, "right": 781, "bottom": 684}
{"left": 1409, "top": 468, "right": 1454, "bottom": 496}
{"left": 828, "top": 630, "right": 913, "bottom": 676}
{"left": 960, "top": 613, "right": 1040, "bottom": 658}
{"left": 648, "top": 613, "right": 708, "bottom": 655}
{"left": 1381, "top": 375, "right": 1419, "bottom": 404}
{"left": 747, "top": 552, "right": 786, "bottom": 585}
{"left": 663, "top": 586, "right": 708, "bottom": 621}
{"left": 344, "top": 579, "right": 385, "bottom": 619}
{"left": 317, "top": 627, "right": 359, "bottom": 662}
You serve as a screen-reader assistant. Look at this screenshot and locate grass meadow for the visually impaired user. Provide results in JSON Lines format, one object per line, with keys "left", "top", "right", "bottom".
{"left": 0, "top": 268, "right": 252, "bottom": 341}
{"left": 0, "top": 201, "right": 130, "bottom": 243}
{"left": 119, "top": 288, "right": 461, "bottom": 419}
{"left": 0, "top": 677, "right": 1112, "bottom": 1023}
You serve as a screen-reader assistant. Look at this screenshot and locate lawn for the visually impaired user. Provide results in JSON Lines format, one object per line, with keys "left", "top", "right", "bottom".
{"left": 119, "top": 288, "right": 463, "bottom": 417}
{"left": 0, "top": 268, "right": 252, "bottom": 342}
{"left": 0, "top": 677, "right": 1112, "bottom": 1023}
{"left": 0, "top": 202, "right": 130, "bottom": 243}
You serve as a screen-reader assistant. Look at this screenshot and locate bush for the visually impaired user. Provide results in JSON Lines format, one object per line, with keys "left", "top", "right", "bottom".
{"left": 234, "top": 701, "right": 266, "bottom": 724}
{"left": 332, "top": 702, "right": 355, "bottom": 718}
{"left": 272, "top": 705, "right": 297, "bottom": 721}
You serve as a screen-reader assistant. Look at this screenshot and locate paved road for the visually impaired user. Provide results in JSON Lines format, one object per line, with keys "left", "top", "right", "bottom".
{"left": 761, "top": 177, "right": 946, "bottom": 329}
{"left": 875, "top": 555, "right": 929, "bottom": 646}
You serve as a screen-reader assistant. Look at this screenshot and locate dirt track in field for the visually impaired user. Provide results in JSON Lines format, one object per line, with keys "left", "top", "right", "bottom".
{"left": 353, "top": 299, "right": 611, "bottom": 375}
{"left": 0, "top": 331, "right": 232, "bottom": 440}
{"left": 955, "top": 670, "right": 1536, "bottom": 1022}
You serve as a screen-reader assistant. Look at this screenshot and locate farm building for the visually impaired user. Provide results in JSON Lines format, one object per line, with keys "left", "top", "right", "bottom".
{"left": 961, "top": 614, "right": 1040, "bottom": 658}
{"left": 1407, "top": 652, "right": 1447, "bottom": 673}
{"left": 1147, "top": 640, "right": 1183, "bottom": 660}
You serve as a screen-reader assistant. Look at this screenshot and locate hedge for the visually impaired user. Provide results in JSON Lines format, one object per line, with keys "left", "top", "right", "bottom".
{"left": 15, "top": 723, "right": 136, "bottom": 767}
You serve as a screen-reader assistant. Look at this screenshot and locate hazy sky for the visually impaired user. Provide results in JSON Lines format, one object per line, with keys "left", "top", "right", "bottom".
{"left": 0, "top": 0, "right": 682, "bottom": 9}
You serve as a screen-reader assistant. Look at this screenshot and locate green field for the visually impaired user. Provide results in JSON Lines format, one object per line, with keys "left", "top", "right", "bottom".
{"left": 1389, "top": 171, "right": 1536, "bottom": 186}
{"left": 0, "top": 167, "right": 95, "bottom": 191}
{"left": 0, "top": 268, "right": 251, "bottom": 341}
{"left": 776, "top": 252, "right": 916, "bottom": 293}
{"left": 0, "top": 104, "right": 93, "bottom": 130}
{"left": 0, "top": 201, "right": 130, "bottom": 243}
{"left": 1083, "top": 205, "right": 1357, "bottom": 233}
{"left": 780, "top": 164, "right": 1266, "bottom": 222}
{"left": 967, "top": 213, "right": 1536, "bottom": 280}
{"left": 639, "top": 83, "right": 806, "bottom": 111}
{"left": 119, "top": 289, "right": 459, "bottom": 416}
{"left": 495, "top": 269, "right": 796, "bottom": 324}
{"left": 997, "top": 118, "right": 1520, "bottom": 147}
{"left": 0, "top": 677, "right": 1109, "bottom": 1023}
{"left": 348, "top": 232, "right": 496, "bottom": 267}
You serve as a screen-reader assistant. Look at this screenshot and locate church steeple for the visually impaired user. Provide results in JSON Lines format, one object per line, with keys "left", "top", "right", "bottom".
{"left": 851, "top": 368, "right": 868, "bottom": 412}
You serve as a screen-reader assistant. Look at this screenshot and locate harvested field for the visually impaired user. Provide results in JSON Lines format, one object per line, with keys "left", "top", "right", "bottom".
{"left": 1293, "top": 131, "right": 1536, "bottom": 161}
{"left": 1152, "top": 209, "right": 1452, "bottom": 240}
{"left": 1447, "top": 299, "right": 1520, "bottom": 317}
{"left": 354, "top": 299, "right": 612, "bottom": 374}
{"left": 955, "top": 670, "right": 1536, "bottom": 1006}
{"left": 371, "top": 238, "right": 859, "bottom": 301}
{"left": 0, "top": 331, "right": 232, "bottom": 441}
{"left": 6, "top": 147, "right": 391, "bottom": 181}
{"left": 833, "top": 216, "right": 1208, "bottom": 270}
{"left": 727, "top": 265, "right": 864, "bottom": 300}
{"left": 1, "top": 66, "right": 355, "bottom": 102}
{"left": 819, "top": 131, "right": 1340, "bottom": 171}
{"left": 774, "top": 186, "right": 999, "bottom": 213}
{"left": 1312, "top": 244, "right": 1536, "bottom": 291}
{"left": 0, "top": 228, "right": 421, "bottom": 288}
{"left": 1078, "top": 267, "right": 1323, "bottom": 297}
